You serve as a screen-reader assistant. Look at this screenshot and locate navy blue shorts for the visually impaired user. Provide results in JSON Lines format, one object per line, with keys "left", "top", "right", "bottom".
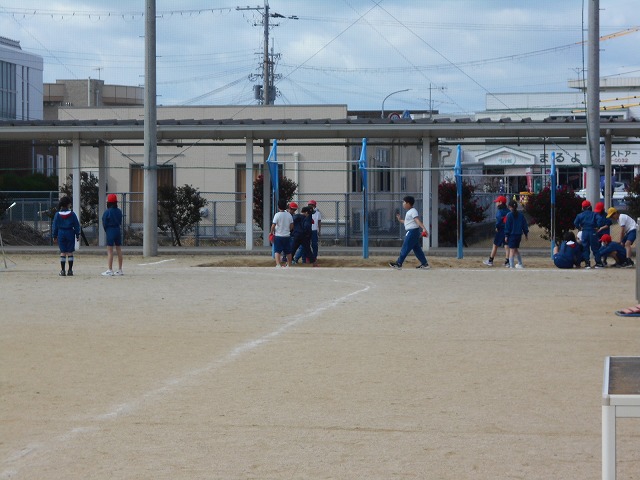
{"left": 58, "top": 231, "right": 76, "bottom": 253}
{"left": 553, "top": 254, "right": 574, "bottom": 269}
{"left": 623, "top": 229, "right": 637, "bottom": 245}
{"left": 105, "top": 228, "right": 122, "bottom": 247}
{"left": 493, "top": 230, "right": 506, "bottom": 247}
{"left": 506, "top": 234, "right": 523, "bottom": 249}
{"left": 273, "top": 235, "right": 292, "bottom": 255}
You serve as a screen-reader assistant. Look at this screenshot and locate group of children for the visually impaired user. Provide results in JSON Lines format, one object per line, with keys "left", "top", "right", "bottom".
{"left": 483, "top": 195, "right": 636, "bottom": 270}
{"left": 270, "top": 199, "right": 319, "bottom": 268}
{"left": 482, "top": 196, "right": 529, "bottom": 268}
{"left": 554, "top": 201, "right": 636, "bottom": 269}
{"left": 52, "top": 193, "right": 124, "bottom": 276}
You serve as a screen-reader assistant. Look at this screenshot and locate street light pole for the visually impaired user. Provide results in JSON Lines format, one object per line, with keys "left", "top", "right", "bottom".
{"left": 381, "top": 89, "right": 410, "bottom": 119}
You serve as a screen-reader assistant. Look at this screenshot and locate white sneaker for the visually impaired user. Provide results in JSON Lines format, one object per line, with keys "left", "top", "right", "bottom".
{"left": 101, "top": 270, "right": 114, "bottom": 276}
{"left": 515, "top": 264, "right": 524, "bottom": 269}
{"left": 482, "top": 259, "right": 493, "bottom": 266}
{"left": 114, "top": 270, "right": 124, "bottom": 276}
{"left": 275, "top": 264, "right": 282, "bottom": 268}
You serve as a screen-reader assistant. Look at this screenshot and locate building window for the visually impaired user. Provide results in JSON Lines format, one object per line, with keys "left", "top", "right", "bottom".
{"left": 375, "top": 148, "right": 391, "bottom": 192}
{"left": 350, "top": 145, "right": 364, "bottom": 192}
{"left": 0, "top": 61, "right": 16, "bottom": 119}
{"left": 36, "top": 154, "right": 44, "bottom": 174}
{"left": 47, "top": 155, "right": 55, "bottom": 177}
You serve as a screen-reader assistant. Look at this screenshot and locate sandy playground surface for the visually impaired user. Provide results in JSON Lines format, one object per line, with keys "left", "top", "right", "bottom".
{"left": 1, "top": 252, "right": 640, "bottom": 479}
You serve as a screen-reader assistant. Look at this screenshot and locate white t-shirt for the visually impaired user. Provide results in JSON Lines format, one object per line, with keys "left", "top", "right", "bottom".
{"left": 272, "top": 211, "right": 293, "bottom": 236}
{"left": 618, "top": 213, "right": 637, "bottom": 235}
{"left": 404, "top": 207, "right": 420, "bottom": 230}
{"left": 311, "top": 209, "right": 321, "bottom": 232}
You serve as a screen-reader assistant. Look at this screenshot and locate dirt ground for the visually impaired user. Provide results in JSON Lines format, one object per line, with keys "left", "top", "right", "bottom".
{"left": 1, "top": 253, "right": 640, "bottom": 480}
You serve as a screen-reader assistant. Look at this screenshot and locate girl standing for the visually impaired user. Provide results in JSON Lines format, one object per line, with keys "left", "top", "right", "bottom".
{"left": 504, "top": 200, "right": 529, "bottom": 269}
{"left": 52, "top": 196, "right": 81, "bottom": 276}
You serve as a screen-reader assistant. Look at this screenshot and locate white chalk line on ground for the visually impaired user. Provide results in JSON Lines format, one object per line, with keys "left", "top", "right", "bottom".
{"left": 0, "top": 273, "right": 371, "bottom": 479}
{"left": 137, "top": 258, "right": 176, "bottom": 266}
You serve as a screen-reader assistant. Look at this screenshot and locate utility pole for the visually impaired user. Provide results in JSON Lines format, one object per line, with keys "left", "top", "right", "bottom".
{"left": 428, "top": 83, "right": 446, "bottom": 119}
{"left": 237, "top": 0, "right": 297, "bottom": 105}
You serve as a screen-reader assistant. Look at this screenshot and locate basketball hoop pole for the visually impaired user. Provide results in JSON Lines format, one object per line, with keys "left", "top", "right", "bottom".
{"left": 1, "top": 202, "right": 17, "bottom": 270}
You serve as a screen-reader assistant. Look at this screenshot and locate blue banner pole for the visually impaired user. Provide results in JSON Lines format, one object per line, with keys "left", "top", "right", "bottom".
{"left": 455, "top": 145, "right": 463, "bottom": 259}
{"left": 267, "top": 140, "right": 278, "bottom": 258}
{"left": 550, "top": 151, "right": 556, "bottom": 258}
{"left": 359, "top": 138, "right": 368, "bottom": 259}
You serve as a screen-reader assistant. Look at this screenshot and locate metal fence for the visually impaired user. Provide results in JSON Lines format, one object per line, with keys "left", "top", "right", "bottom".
{"left": 0, "top": 184, "right": 584, "bottom": 250}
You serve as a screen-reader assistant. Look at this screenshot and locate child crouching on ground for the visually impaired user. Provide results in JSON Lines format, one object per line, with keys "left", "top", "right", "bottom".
{"left": 553, "top": 231, "right": 582, "bottom": 269}
{"left": 598, "top": 234, "right": 632, "bottom": 268}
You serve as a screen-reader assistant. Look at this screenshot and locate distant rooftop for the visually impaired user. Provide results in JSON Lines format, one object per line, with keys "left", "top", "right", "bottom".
{"left": 0, "top": 36, "right": 21, "bottom": 49}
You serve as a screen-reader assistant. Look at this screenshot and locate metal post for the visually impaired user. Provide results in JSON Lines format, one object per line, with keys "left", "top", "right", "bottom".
{"left": 585, "top": 0, "right": 600, "bottom": 205}
{"left": 245, "top": 136, "right": 254, "bottom": 250}
{"left": 143, "top": 0, "right": 158, "bottom": 256}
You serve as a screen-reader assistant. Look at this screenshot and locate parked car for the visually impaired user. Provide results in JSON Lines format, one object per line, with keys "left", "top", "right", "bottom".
{"left": 576, "top": 189, "right": 630, "bottom": 212}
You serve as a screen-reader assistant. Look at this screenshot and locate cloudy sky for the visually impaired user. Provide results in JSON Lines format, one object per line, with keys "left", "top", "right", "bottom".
{"left": 0, "top": 1, "right": 638, "bottom": 115}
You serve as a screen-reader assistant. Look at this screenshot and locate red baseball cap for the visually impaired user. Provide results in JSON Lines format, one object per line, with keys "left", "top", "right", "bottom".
{"left": 601, "top": 234, "right": 612, "bottom": 243}
{"left": 308, "top": 200, "right": 317, "bottom": 206}
{"left": 594, "top": 201, "right": 605, "bottom": 213}
{"left": 288, "top": 202, "right": 298, "bottom": 209}
{"left": 581, "top": 200, "right": 591, "bottom": 208}
{"left": 107, "top": 193, "right": 117, "bottom": 203}
{"left": 494, "top": 196, "right": 507, "bottom": 204}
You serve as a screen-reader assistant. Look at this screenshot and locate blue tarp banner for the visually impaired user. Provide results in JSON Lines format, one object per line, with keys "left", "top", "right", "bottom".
{"left": 455, "top": 145, "right": 463, "bottom": 259}
{"left": 266, "top": 139, "right": 278, "bottom": 214}
{"left": 359, "top": 138, "right": 368, "bottom": 258}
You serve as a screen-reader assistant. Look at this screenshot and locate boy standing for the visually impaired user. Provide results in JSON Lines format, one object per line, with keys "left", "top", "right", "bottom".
{"left": 101, "top": 193, "right": 124, "bottom": 276}
{"left": 270, "top": 199, "right": 294, "bottom": 268}
{"left": 389, "top": 195, "right": 430, "bottom": 270}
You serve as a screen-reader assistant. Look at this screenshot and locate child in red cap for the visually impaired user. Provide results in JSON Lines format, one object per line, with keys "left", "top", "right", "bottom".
{"left": 101, "top": 193, "right": 124, "bottom": 276}
{"left": 483, "top": 195, "right": 509, "bottom": 267}
{"left": 574, "top": 199, "right": 598, "bottom": 268}
{"left": 597, "top": 233, "right": 630, "bottom": 268}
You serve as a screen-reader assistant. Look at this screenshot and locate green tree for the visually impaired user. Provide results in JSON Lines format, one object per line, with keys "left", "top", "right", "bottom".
{"left": 438, "top": 180, "right": 487, "bottom": 246}
{"left": 624, "top": 175, "right": 640, "bottom": 220}
{"left": 60, "top": 172, "right": 99, "bottom": 227}
{"left": 524, "top": 186, "right": 582, "bottom": 242}
{"left": 158, "top": 184, "right": 208, "bottom": 246}
{"left": 252, "top": 174, "right": 298, "bottom": 230}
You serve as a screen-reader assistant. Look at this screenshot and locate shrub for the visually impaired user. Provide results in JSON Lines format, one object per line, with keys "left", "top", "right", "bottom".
{"left": 624, "top": 175, "right": 640, "bottom": 220}
{"left": 252, "top": 174, "right": 298, "bottom": 230}
{"left": 158, "top": 184, "right": 208, "bottom": 246}
{"left": 524, "top": 186, "right": 582, "bottom": 242}
{"left": 438, "top": 180, "right": 487, "bottom": 246}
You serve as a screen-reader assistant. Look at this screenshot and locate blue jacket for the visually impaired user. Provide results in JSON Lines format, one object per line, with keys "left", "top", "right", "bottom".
{"left": 554, "top": 240, "right": 582, "bottom": 268}
{"left": 495, "top": 206, "right": 509, "bottom": 232}
{"left": 52, "top": 210, "right": 80, "bottom": 238}
{"left": 504, "top": 211, "right": 529, "bottom": 237}
{"left": 598, "top": 242, "right": 627, "bottom": 264}
{"left": 595, "top": 212, "right": 612, "bottom": 238}
{"left": 102, "top": 207, "right": 123, "bottom": 231}
{"left": 574, "top": 210, "right": 598, "bottom": 232}
{"left": 292, "top": 214, "right": 312, "bottom": 239}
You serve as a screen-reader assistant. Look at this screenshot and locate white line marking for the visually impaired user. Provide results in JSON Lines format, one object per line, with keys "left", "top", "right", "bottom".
{"left": 1, "top": 278, "right": 371, "bottom": 478}
{"left": 136, "top": 258, "right": 176, "bottom": 266}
